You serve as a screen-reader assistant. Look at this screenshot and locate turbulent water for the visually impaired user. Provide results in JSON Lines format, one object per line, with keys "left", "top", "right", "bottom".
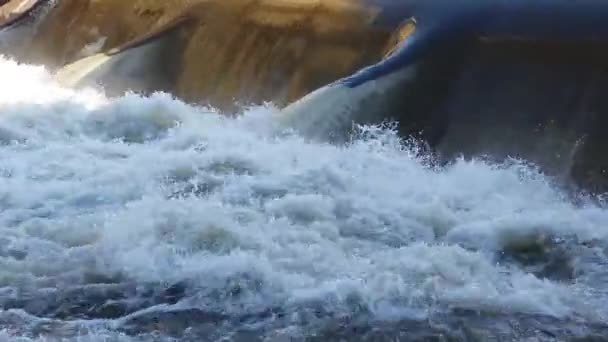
{"left": 1, "top": 56, "right": 608, "bottom": 341}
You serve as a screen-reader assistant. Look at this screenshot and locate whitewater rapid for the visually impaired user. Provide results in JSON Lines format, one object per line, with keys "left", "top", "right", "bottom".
{"left": 0, "top": 56, "right": 608, "bottom": 340}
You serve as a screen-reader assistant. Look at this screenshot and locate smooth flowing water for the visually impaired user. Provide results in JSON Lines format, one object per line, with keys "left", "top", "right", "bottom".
{"left": 0, "top": 57, "right": 608, "bottom": 341}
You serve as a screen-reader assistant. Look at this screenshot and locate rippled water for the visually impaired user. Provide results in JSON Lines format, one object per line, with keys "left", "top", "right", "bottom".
{"left": 0, "top": 57, "right": 608, "bottom": 341}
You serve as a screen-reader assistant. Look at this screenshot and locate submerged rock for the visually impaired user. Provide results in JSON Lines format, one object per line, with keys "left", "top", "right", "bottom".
{"left": 117, "top": 309, "right": 608, "bottom": 341}
{"left": 499, "top": 233, "right": 576, "bottom": 282}
{"left": 0, "top": 281, "right": 190, "bottom": 321}
{"left": 308, "top": 312, "right": 608, "bottom": 342}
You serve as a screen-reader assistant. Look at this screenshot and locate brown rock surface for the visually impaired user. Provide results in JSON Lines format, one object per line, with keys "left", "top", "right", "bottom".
{"left": 0, "top": 0, "right": 42, "bottom": 28}
{"left": 19, "top": 0, "right": 406, "bottom": 110}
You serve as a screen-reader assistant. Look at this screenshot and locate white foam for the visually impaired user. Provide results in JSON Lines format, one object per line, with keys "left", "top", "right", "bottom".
{"left": 0, "top": 56, "right": 607, "bottom": 338}
{"left": 277, "top": 64, "right": 417, "bottom": 141}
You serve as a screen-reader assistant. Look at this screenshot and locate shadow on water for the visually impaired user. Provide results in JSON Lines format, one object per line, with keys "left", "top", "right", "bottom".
{"left": 351, "top": 38, "right": 608, "bottom": 196}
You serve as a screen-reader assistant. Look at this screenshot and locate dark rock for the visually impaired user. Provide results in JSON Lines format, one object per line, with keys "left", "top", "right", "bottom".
{"left": 498, "top": 233, "right": 576, "bottom": 281}
{"left": 119, "top": 308, "right": 229, "bottom": 336}
{"left": 92, "top": 301, "right": 129, "bottom": 319}
{"left": 158, "top": 282, "right": 188, "bottom": 305}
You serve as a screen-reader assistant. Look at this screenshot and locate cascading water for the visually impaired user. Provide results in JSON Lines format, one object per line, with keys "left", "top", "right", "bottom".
{"left": 1, "top": 55, "right": 608, "bottom": 341}
{"left": 0, "top": 1, "right": 54, "bottom": 58}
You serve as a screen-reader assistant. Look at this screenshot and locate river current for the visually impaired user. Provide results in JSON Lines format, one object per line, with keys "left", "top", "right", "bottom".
{"left": 0, "top": 57, "right": 608, "bottom": 340}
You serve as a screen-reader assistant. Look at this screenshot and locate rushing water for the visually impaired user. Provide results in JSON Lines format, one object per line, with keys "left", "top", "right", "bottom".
{"left": 0, "top": 56, "right": 608, "bottom": 341}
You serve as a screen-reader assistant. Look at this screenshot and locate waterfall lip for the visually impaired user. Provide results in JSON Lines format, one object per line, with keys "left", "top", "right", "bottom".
{"left": 52, "top": 14, "right": 195, "bottom": 96}
{"left": 277, "top": 0, "right": 608, "bottom": 158}
{"left": 366, "top": 0, "right": 608, "bottom": 37}
{"left": 342, "top": 0, "right": 608, "bottom": 90}
{"left": 106, "top": 15, "right": 197, "bottom": 56}
{"left": 0, "top": 0, "right": 45, "bottom": 29}
{"left": 339, "top": 17, "right": 455, "bottom": 89}
{"left": 8, "top": 0, "right": 608, "bottom": 112}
